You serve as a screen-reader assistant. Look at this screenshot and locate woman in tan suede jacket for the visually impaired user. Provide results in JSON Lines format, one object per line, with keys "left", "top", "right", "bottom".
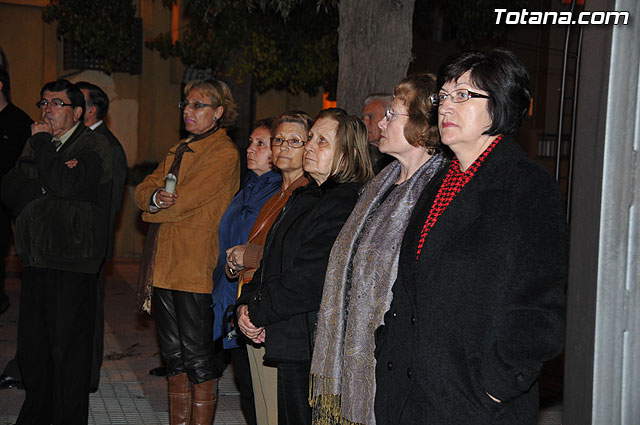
{"left": 135, "top": 79, "right": 240, "bottom": 425}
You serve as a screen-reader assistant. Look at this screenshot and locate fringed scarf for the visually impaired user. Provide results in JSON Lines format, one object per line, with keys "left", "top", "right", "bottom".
{"left": 310, "top": 154, "right": 447, "bottom": 425}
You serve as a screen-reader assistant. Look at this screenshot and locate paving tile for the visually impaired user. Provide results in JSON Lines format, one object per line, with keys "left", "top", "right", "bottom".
{"left": 0, "top": 259, "right": 247, "bottom": 425}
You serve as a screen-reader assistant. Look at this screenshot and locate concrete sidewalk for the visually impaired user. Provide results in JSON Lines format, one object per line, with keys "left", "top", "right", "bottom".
{"left": 0, "top": 257, "right": 248, "bottom": 425}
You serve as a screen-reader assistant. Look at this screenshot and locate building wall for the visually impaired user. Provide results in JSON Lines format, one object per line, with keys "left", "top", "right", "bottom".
{"left": 0, "top": 0, "right": 324, "bottom": 258}
{"left": 0, "top": 2, "right": 54, "bottom": 122}
{"left": 255, "top": 89, "right": 323, "bottom": 123}
{"left": 0, "top": 0, "right": 181, "bottom": 258}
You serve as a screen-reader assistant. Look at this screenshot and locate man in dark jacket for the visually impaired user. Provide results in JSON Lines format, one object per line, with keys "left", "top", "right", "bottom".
{"left": 77, "top": 80, "right": 128, "bottom": 393}
{"left": 1, "top": 79, "right": 113, "bottom": 424}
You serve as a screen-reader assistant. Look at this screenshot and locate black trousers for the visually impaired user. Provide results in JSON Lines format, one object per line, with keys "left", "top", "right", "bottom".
{"left": 154, "top": 287, "right": 225, "bottom": 383}
{"left": 277, "top": 361, "right": 312, "bottom": 425}
{"left": 229, "top": 345, "right": 257, "bottom": 425}
{"left": 2, "top": 357, "right": 21, "bottom": 380}
{"left": 0, "top": 209, "right": 10, "bottom": 307}
{"left": 89, "top": 265, "right": 106, "bottom": 392}
{"left": 17, "top": 267, "right": 97, "bottom": 425}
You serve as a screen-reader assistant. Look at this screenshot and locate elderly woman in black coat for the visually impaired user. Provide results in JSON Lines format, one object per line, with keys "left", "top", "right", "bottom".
{"left": 374, "top": 49, "right": 568, "bottom": 425}
{"left": 236, "top": 108, "right": 374, "bottom": 425}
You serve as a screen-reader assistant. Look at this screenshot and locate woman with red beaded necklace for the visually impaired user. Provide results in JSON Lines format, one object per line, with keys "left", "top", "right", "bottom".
{"left": 373, "top": 49, "right": 568, "bottom": 425}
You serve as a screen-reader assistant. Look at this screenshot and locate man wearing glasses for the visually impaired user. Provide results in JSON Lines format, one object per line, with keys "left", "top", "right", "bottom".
{"left": 1, "top": 79, "right": 113, "bottom": 424}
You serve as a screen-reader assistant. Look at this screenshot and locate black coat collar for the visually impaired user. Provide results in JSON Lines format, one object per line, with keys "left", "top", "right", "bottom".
{"left": 293, "top": 176, "right": 342, "bottom": 198}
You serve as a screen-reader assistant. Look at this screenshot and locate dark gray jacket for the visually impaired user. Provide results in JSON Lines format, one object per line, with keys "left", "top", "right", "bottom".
{"left": 1, "top": 123, "right": 113, "bottom": 273}
{"left": 94, "top": 122, "right": 127, "bottom": 262}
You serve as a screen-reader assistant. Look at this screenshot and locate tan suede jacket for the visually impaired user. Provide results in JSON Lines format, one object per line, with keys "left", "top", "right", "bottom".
{"left": 134, "top": 129, "right": 240, "bottom": 294}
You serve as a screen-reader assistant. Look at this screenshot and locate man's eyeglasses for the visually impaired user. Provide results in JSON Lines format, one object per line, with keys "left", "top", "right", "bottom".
{"left": 430, "top": 89, "right": 490, "bottom": 106}
{"left": 384, "top": 109, "right": 409, "bottom": 121}
{"left": 178, "top": 101, "right": 215, "bottom": 110}
{"left": 270, "top": 137, "right": 306, "bottom": 148}
{"left": 35, "top": 99, "right": 76, "bottom": 109}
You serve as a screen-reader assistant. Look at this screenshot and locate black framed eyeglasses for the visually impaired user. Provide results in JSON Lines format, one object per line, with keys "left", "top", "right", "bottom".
{"left": 35, "top": 99, "right": 76, "bottom": 109}
{"left": 178, "top": 100, "right": 215, "bottom": 110}
{"left": 270, "top": 137, "right": 306, "bottom": 148}
{"left": 430, "top": 89, "right": 490, "bottom": 106}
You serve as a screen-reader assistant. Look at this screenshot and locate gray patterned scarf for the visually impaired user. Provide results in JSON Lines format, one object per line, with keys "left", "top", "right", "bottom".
{"left": 310, "top": 154, "right": 447, "bottom": 425}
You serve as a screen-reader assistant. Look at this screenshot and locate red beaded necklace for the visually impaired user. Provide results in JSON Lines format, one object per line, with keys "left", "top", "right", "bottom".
{"left": 415, "top": 135, "right": 502, "bottom": 260}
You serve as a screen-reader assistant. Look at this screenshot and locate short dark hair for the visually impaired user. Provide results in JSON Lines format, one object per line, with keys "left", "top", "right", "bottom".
{"left": 436, "top": 48, "right": 531, "bottom": 136}
{"left": 313, "top": 108, "right": 374, "bottom": 184}
{"left": 76, "top": 81, "right": 109, "bottom": 120}
{"left": 0, "top": 67, "right": 9, "bottom": 100}
{"left": 41, "top": 79, "right": 86, "bottom": 122}
{"left": 394, "top": 73, "right": 440, "bottom": 153}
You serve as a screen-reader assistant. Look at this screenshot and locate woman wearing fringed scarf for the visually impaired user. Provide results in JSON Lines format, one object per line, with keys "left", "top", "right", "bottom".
{"left": 374, "top": 49, "right": 567, "bottom": 425}
{"left": 310, "top": 74, "right": 448, "bottom": 425}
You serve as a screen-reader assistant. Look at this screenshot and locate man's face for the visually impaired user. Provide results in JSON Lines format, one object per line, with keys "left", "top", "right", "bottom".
{"left": 40, "top": 90, "right": 82, "bottom": 138}
{"left": 362, "top": 99, "right": 385, "bottom": 147}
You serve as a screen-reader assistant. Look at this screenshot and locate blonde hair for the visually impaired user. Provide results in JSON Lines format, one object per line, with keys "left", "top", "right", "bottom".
{"left": 184, "top": 79, "right": 238, "bottom": 128}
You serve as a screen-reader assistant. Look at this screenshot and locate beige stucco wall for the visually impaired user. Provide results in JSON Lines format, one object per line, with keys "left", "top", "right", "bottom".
{"left": 0, "top": 2, "right": 55, "bottom": 121}
{"left": 0, "top": 0, "right": 179, "bottom": 258}
{"left": 256, "top": 89, "right": 323, "bottom": 121}
{"left": 1, "top": 0, "right": 324, "bottom": 258}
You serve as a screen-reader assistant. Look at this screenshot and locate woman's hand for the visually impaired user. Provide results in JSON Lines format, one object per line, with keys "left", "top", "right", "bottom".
{"left": 226, "top": 244, "right": 248, "bottom": 271}
{"left": 237, "top": 305, "right": 264, "bottom": 341}
{"left": 156, "top": 188, "right": 178, "bottom": 209}
{"left": 252, "top": 328, "right": 266, "bottom": 344}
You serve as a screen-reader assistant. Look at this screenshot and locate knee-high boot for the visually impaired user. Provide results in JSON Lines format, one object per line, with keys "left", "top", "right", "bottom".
{"left": 168, "top": 373, "right": 191, "bottom": 425}
{"left": 192, "top": 379, "right": 218, "bottom": 425}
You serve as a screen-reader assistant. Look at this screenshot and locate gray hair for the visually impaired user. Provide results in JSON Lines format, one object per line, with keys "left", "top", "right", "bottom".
{"left": 363, "top": 93, "right": 393, "bottom": 109}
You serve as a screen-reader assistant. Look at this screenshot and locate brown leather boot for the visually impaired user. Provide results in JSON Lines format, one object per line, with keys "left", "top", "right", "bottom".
{"left": 168, "top": 373, "right": 191, "bottom": 425}
{"left": 192, "top": 379, "right": 218, "bottom": 425}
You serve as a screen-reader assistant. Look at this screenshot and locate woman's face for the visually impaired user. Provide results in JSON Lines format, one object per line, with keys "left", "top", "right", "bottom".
{"left": 182, "top": 89, "right": 222, "bottom": 135}
{"left": 438, "top": 70, "right": 492, "bottom": 153}
{"left": 271, "top": 122, "right": 306, "bottom": 174}
{"left": 377, "top": 98, "right": 412, "bottom": 158}
{"left": 304, "top": 117, "right": 340, "bottom": 185}
{"left": 247, "top": 126, "right": 273, "bottom": 176}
